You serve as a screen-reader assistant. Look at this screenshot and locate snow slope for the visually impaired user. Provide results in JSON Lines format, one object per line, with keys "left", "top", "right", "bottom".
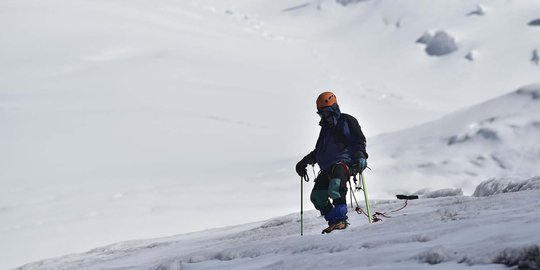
{"left": 2, "top": 0, "right": 540, "bottom": 268}
{"left": 1, "top": 1, "right": 322, "bottom": 267}
{"left": 16, "top": 178, "right": 540, "bottom": 270}
{"left": 367, "top": 83, "right": 540, "bottom": 197}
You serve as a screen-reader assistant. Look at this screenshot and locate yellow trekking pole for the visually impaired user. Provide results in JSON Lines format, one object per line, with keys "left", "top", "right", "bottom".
{"left": 360, "top": 173, "right": 373, "bottom": 223}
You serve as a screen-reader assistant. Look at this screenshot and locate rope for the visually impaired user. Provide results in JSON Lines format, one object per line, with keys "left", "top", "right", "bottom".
{"left": 347, "top": 179, "right": 414, "bottom": 222}
{"left": 372, "top": 200, "right": 410, "bottom": 219}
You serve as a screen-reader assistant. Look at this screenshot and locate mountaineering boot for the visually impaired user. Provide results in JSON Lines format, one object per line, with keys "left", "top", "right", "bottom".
{"left": 321, "top": 220, "right": 349, "bottom": 234}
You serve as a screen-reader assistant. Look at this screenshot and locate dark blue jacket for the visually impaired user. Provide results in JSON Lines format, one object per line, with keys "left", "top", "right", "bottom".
{"left": 303, "top": 104, "right": 368, "bottom": 171}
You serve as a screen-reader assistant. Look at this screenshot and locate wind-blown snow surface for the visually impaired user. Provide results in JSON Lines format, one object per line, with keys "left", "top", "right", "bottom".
{"left": 17, "top": 179, "right": 540, "bottom": 270}
{"left": 2, "top": 0, "right": 540, "bottom": 268}
{"left": 368, "top": 83, "right": 540, "bottom": 197}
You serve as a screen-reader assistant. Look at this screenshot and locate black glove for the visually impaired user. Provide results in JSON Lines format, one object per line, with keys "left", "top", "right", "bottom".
{"left": 351, "top": 158, "right": 367, "bottom": 175}
{"left": 296, "top": 159, "right": 308, "bottom": 178}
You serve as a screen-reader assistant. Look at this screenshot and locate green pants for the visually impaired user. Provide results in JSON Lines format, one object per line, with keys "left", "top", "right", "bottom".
{"left": 310, "top": 163, "right": 349, "bottom": 215}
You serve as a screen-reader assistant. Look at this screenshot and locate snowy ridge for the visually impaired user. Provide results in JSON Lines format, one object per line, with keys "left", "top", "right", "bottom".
{"left": 473, "top": 176, "right": 540, "bottom": 197}
{"left": 368, "top": 83, "right": 540, "bottom": 196}
{"left": 16, "top": 178, "right": 540, "bottom": 270}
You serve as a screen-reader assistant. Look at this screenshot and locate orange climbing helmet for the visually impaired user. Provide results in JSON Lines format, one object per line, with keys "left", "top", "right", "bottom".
{"left": 316, "top": 91, "right": 337, "bottom": 109}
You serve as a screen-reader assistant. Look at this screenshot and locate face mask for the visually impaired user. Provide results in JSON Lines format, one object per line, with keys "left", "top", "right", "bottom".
{"left": 318, "top": 111, "right": 334, "bottom": 128}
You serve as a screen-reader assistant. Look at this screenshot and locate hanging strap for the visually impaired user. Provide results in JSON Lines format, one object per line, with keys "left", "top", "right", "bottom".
{"left": 347, "top": 178, "right": 369, "bottom": 217}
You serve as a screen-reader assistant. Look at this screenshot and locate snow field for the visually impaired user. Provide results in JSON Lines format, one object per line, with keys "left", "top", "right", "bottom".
{"left": 16, "top": 178, "right": 540, "bottom": 270}
{"left": 2, "top": 0, "right": 540, "bottom": 268}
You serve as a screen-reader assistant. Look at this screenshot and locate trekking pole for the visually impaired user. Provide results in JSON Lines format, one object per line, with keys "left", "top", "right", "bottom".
{"left": 300, "top": 174, "right": 309, "bottom": 236}
{"left": 349, "top": 184, "right": 353, "bottom": 209}
{"left": 360, "top": 173, "right": 373, "bottom": 223}
{"left": 300, "top": 176, "right": 304, "bottom": 236}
